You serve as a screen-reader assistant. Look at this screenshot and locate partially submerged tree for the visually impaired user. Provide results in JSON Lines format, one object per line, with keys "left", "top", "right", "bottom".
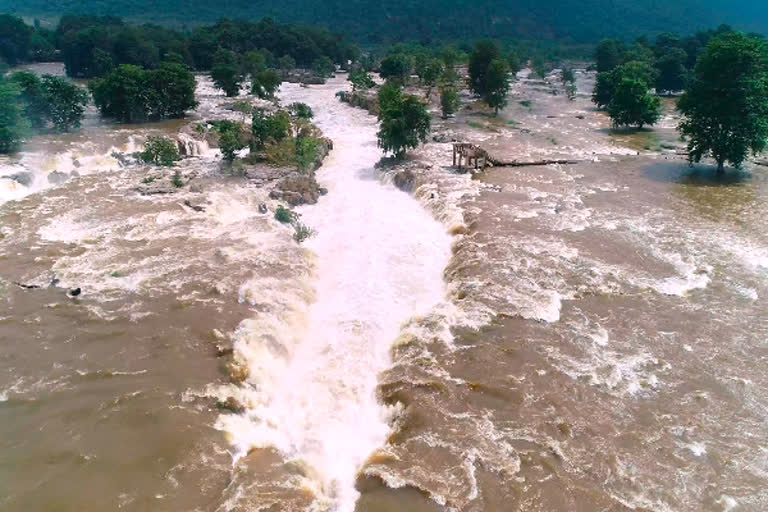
{"left": 440, "top": 86, "right": 460, "bottom": 119}
{"left": 592, "top": 60, "right": 657, "bottom": 109}
{"left": 376, "top": 82, "right": 430, "bottom": 159}
{"left": 379, "top": 53, "right": 411, "bottom": 84}
{"left": 483, "top": 58, "right": 510, "bottom": 115}
{"left": 608, "top": 78, "right": 662, "bottom": 129}
{"left": 251, "top": 70, "right": 281, "bottom": 99}
{"left": 468, "top": 40, "right": 501, "bottom": 96}
{"left": 678, "top": 32, "right": 768, "bottom": 172}
{"left": 140, "top": 136, "right": 181, "bottom": 166}
{"left": 211, "top": 49, "right": 243, "bottom": 97}
{"left": 0, "top": 78, "right": 28, "bottom": 153}
{"left": 348, "top": 70, "right": 375, "bottom": 91}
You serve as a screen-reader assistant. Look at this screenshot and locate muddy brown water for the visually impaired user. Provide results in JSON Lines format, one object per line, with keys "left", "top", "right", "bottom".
{"left": 2, "top": 67, "right": 767, "bottom": 512}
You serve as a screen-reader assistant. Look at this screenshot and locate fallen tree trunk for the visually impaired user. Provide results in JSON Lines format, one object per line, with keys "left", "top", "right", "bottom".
{"left": 487, "top": 157, "right": 583, "bottom": 167}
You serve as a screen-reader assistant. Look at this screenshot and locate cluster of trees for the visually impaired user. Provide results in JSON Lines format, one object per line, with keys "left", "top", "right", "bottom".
{"left": 0, "top": 70, "right": 88, "bottom": 153}
{"left": 4, "top": 15, "right": 358, "bottom": 79}
{"left": 89, "top": 62, "right": 197, "bottom": 122}
{"left": 209, "top": 48, "right": 283, "bottom": 98}
{"left": 0, "top": 14, "right": 57, "bottom": 66}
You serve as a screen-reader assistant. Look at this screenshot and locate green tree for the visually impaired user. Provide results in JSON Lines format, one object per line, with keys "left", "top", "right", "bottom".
{"left": 251, "top": 70, "right": 281, "bottom": 99}
{"left": 655, "top": 47, "right": 688, "bottom": 94}
{"left": 484, "top": 58, "right": 510, "bottom": 115}
{"left": 0, "top": 79, "right": 28, "bottom": 153}
{"left": 251, "top": 109, "right": 291, "bottom": 150}
{"left": 595, "top": 39, "right": 625, "bottom": 73}
{"left": 242, "top": 50, "right": 267, "bottom": 78}
{"left": 419, "top": 58, "right": 444, "bottom": 98}
{"left": 468, "top": 40, "right": 501, "bottom": 96}
{"left": 89, "top": 64, "right": 151, "bottom": 122}
{"left": 216, "top": 122, "right": 245, "bottom": 162}
{"left": 295, "top": 135, "right": 319, "bottom": 172}
{"left": 607, "top": 78, "right": 662, "bottom": 129}
{"left": 278, "top": 55, "right": 296, "bottom": 70}
{"left": 379, "top": 54, "right": 411, "bottom": 84}
{"left": 678, "top": 33, "right": 768, "bottom": 172}
{"left": 211, "top": 49, "right": 243, "bottom": 97}
{"left": 0, "top": 15, "right": 33, "bottom": 66}
{"left": 313, "top": 56, "right": 335, "bottom": 77}
{"left": 146, "top": 62, "right": 198, "bottom": 118}
{"left": 140, "top": 136, "right": 180, "bottom": 166}
{"left": 348, "top": 70, "right": 375, "bottom": 90}
{"left": 506, "top": 50, "right": 522, "bottom": 76}
{"left": 10, "top": 72, "right": 89, "bottom": 132}
{"left": 376, "top": 83, "right": 430, "bottom": 158}
{"left": 440, "top": 86, "right": 460, "bottom": 119}
{"left": 592, "top": 60, "right": 657, "bottom": 109}
{"left": 288, "top": 102, "right": 314, "bottom": 120}
{"left": 40, "top": 75, "right": 90, "bottom": 132}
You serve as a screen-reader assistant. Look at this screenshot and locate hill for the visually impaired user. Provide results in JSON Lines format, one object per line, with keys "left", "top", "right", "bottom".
{"left": 1, "top": 0, "right": 767, "bottom": 44}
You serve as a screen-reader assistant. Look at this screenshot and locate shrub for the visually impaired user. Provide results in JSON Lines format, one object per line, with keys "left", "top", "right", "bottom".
{"left": 274, "top": 204, "right": 297, "bottom": 223}
{"left": 293, "top": 222, "right": 316, "bottom": 243}
{"left": 264, "top": 137, "right": 297, "bottom": 167}
{"left": 252, "top": 109, "right": 291, "bottom": 150}
{"left": 140, "top": 136, "right": 181, "bottom": 166}
{"left": 296, "top": 136, "right": 319, "bottom": 172}
{"left": 172, "top": 170, "right": 184, "bottom": 187}
{"left": 440, "top": 87, "right": 460, "bottom": 118}
{"left": 215, "top": 122, "right": 246, "bottom": 162}
{"left": 289, "top": 102, "right": 314, "bottom": 120}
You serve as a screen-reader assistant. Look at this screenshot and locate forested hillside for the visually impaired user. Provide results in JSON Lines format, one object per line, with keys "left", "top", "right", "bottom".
{"left": 1, "top": 0, "right": 767, "bottom": 44}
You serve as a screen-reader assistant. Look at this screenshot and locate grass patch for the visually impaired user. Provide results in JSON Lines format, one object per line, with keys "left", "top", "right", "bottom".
{"left": 467, "top": 121, "right": 483, "bottom": 129}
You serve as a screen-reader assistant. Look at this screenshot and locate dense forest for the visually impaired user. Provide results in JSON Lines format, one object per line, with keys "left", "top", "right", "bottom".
{"left": 0, "top": 14, "right": 357, "bottom": 74}
{"left": 1, "top": 0, "right": 767, "bottom": 45}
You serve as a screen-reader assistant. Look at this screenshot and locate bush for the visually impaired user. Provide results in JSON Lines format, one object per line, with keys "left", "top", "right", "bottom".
{"left": 349, "top": 70, "right": 375, "bottom": 90}
{"left": 274, "top": 204, "right": 297, "bottom": 223}
{"left": 293, "top": 222, "right": 316, "bottom": 243}
{"left": 251, "top": 109, "right": 291, "bottom": 150}
{"left": 295, "top": 136, "right": 319, "bottom": 172}
{"left": 140, "top": 136, "right": 181, "bottom": 166}
{"left": 288, "top": 102, "right": 314, "bottom": 120}
{"left": 440, "top": 87, "right": 460, "bottom": 118}
{"left": 172, "top": 170, "right": 184, "bottom": 187}
{"left": 214, "top": 122, "right": 245, "bottom": 162}
{"left": 264, "top": 137, "right": 298, "bottom": 167}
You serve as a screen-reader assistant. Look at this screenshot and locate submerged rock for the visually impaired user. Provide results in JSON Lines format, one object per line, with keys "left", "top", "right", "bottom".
{"left": 47, "top": 171, "right": 70, "bottom": 185}
{"left": 9, "top": 172, "right": 33, "bottom": 187}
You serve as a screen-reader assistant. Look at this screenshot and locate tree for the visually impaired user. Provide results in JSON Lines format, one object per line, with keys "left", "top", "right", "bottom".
{"left": 608, "top": 78, "right": 662, "bottom": 129}
{"left": 348, "top": 70, "right": 375, "bottom": 91}
{"left": 595, "top": 39, "right": 625, "bottom": 73}
{"left": 140, "top": 136, "right": 180, "bottom": 166}
{"left": 288, "top": 102, "right": 314, "bottom": 120}
{"left": 379, "top": 54, "right": 411, "bottom": 84}
{"left": 678, "top": 33, "right": 768, "bottom": 172}
{"left": 277, "top": 55, "right": 296, "bottom": 70}
{"left": 376, "top": 83, "right": 430, "bottom": 158}
{"left": 506, "top": 50, "right": 522, "bottom": 76}
{"left": 655, "top": 47, "right": 688, "bottom": 94}
{"left": 592, "top": 60, "right": 657, "bottom": 109}
{"left": 39, "top": 75, "right": 90, "bottom": 132}
{"left": 146, "top": 62, "right": 198, "bottom": 118}
{"left": 90, "top": 64, "right": 196, "bottom": 122}
{"left": 0, "top": 15, "right": 33, "bottom": 66}
{"left": 419, "top": 58, "right": 443, "bottom": 98}
{"left": 242, "top": 50, "right": 267, "bottom": 78}
{"left": 10, "top": 72, "right": 89, "bottom": 132}
{"left": 468, "top": 40, "right": 501, "bottom": 96}
{"left": 562, "top": 67, "right": 577, "bottom": 101}
{"left": 313, "top": 56, "right": 335, "bottom": 77}
{"left": 0, "top": 79, "right": 28, "bottom": 153}
{"left": 251, "top": 70, "right": 281, "bottom": 99}
{"left": 295, "top": 135, "right": 319, "bottom": 172}
{"left": 89, "top": 64, "right": 151, "bottom": 122}
{"left": 211, "top": 49, "right": 243, "bottom": 97}
{"left": 251, "top": 109, "right": 291, "bottom": 150}
{"left": 531, "top": 57, "right": 548, "bottom": 79}
{"left": 484, "top": 58, "right": 510, "bottom": 115}
{"left": 440, "top": 86, "right": 459, "bottom": 119}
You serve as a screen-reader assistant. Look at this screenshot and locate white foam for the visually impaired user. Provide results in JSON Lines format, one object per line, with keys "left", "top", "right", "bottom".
{"left": 219, "top": 79, "right": 452, "bottom": 511}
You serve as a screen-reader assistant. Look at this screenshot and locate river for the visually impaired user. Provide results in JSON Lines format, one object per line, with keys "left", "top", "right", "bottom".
{"left": 1, "top": 67, "right": 767, "bottom": 512}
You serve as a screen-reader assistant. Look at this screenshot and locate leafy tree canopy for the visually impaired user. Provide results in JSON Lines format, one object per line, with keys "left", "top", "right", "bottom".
{"left": 376, "top": 82, "right": 430, "bottom": 158}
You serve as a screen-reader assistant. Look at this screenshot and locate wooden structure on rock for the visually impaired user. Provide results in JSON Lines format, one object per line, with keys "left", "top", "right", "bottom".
{"left": 452, "top": 143, "right": 489, "bottom": 171}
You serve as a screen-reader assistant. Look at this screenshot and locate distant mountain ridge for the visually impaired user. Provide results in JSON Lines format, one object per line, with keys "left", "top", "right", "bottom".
{"left": 2, "top": 0, "right": 767, "bottom": 43}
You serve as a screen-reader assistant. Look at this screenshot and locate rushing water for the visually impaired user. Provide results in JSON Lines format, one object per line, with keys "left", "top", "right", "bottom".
{"left": 1, "top": 66, "right": 768, "bottom": 512}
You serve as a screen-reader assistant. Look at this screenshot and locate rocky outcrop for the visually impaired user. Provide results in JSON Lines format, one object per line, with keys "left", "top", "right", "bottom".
{"left": 336, "top": 90, "right": 379, "bottom": 115}
{"left": 269, "top": 173, "right": 326, "bottom": 206}
{"left": 8, "top": 172, "right": 33, "bottom": 187}
{"left": 282, "top": 70, "right": 327, "bottom": 85}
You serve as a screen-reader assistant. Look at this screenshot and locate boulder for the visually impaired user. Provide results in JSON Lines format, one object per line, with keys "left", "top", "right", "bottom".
{"left": 392, "top": 169, "right": 417, "bottom": 192}
{"left": 47, "top": 171, "right": 70, "bottom": 185}
{"left": 9, "top": 172, "right": 33, "bottom": 187}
